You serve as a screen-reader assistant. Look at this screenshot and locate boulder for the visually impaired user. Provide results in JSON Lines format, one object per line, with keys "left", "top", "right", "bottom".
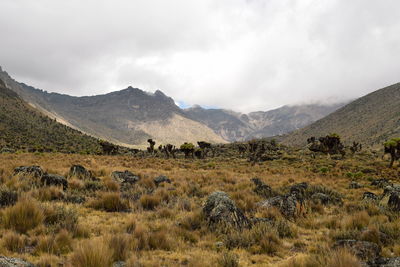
{"left": 0, "top": 256, "right": 35, "bottom": 267}
{"left": 251, "top": 178, "right": 273, "bottom": 198}
{"left": 368, "top": 257, "right": 400, "bottom": 267}
{"left": 41, "top": 173, "right": 68, "bottom": 190}
{"left": 14, "top": 166, "right": 43, "bottom": 178}
{"left": 388, "top": 191, "right": 400, "bottom": 211}
{"left": 153, "top": 175, "right": 171, "bottom": 186}
{"left": 349, "top": 181, "right": 362, "bottom": 189}
{"left": 333, "top": 240, "right": 381, "bottom": 261}
{"left": 0, "top": 186, "right": 18, "bottom": 207}
{"left": 68, "top": 165, "right": 97, "bottom": 180}
{"left": 311, "top": 193, "right": 333, "bottom": 205}
{"left": 111, "top": 171, "right": 140, "bottom": 184}
{"left": 363, "top": 192, "right": 378, "bottom": 202}
{"left": 203, "top": 191, "right": 251, "bottom": 230}
{"left": 371, "top": 178, "right": 392, "bottom": 189}
{"left": 259, "top": 194, "right": 300, "bottom": 219}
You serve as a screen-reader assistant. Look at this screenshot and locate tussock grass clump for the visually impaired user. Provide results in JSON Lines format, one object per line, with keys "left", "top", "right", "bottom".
{"left": 43, "top": 203, "right": 78, "bottom": 233}
{"left": 88, "top": 192, "right": 130, "bottom": 212}
{"left": 2, "top": 231, "right": 26, "bottom": 253}
{"left": 326, "top": 249, "right": 361, "bottom": 267}
{"left": 2, "top": 198, "right": 44, "bottom": 233}
{"left": 108, "top": 234, "right": 131, "bottom": 262}
{"left": 70, "top": 238, "right": 113, "bottom": 267}
{"left": 0, "top": 185, "right": 18, "bottom": 207}
{"left": 139, "top": 194, "right": 160, "bottom": 210}
{"left": 217, "top": 252, "right": 239, "bottom": 267}
{"left": 37, "top": 186, "right": 64, "bottom": 201}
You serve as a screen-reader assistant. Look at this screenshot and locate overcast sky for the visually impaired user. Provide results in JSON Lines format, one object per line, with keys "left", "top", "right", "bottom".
{"left": 0, "top": 0, "right": 399, "bottom": 112}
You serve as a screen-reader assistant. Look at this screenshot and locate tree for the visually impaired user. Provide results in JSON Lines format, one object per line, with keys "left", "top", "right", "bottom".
{"left": 307, "top": 133, "right": 345, "bottom": 157}
{"left": 147, "top": 139, "right": 156, "bottom": 154}
{"left": 384, "top": 138, "right": 400, "bottom": 167}
{"left": 180, "top": 142, "right": 195, "bottom": 159}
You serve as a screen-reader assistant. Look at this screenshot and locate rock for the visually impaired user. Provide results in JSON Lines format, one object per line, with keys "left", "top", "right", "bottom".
{"left": 0, "top": 186, "right": 18, "bottom": 207}
{"left": 0, "top": 256, "right": 35, "bottom": 267}
{"left": 111, "top": 171, "right": 140, "bottom": 184}
{"left": 113, "top": 262, "right": 126, "bottom": 267}
{"left": 14, "top": 166, "right": 43, "bottom": 178}
{"left": 203, "top": 191, "right": 251, "bottom": 230}
{"left": 333, "top": 240, "right": 381, "bottom": 261}
{"left": 41, "top": 173, "right": 68, "bottom": 190}
{"left": 363, "top": 192, "right": 378, "bottom": 202}
{"left": 388, "top": 191, "right": 400, "bottom": 211}
{"left": 371, "top": 178, "right": 392, "bottom": 189}
{"left": 368, "top": 257, "right": 400, "bottom": 267}
{"left": 349, "top": 181, "right": 362, "bottom": 189}
{"left": 259, "top": 194, "right": 300, "bottom": 219}
{"left": 153, "top": 175, "right": 171, "bottom": 186}
{"left": 311, "top": 193, "right": 333, "bottom": 205}
{"left": 251, "top": 177, "right": 273, "bottom": 198}
{"left": 68, "top": 165, "right": 97, "bottom": 180}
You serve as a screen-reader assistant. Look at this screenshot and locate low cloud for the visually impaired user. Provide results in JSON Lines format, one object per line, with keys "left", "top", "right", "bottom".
{"left": 1, "top": 0, "right": 399, "bottom": 112}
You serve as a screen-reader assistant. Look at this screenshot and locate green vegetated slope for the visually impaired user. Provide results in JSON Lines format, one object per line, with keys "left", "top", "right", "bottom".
{"left": 0, "top": 79, "right": 101, "bottom": 153}
{"left": 283, "top": 83, "right": 400, "bottom": 147}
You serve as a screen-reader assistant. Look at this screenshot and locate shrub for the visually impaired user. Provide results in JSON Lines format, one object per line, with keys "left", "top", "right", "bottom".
{"left": 2, "top": 198, "right": 44, "bottom": 233}
{"left": 88, "top": 192, "right": 130, "bottom": 212}
{"left": 70, "top": 238, "right": 113, "bottom": 267}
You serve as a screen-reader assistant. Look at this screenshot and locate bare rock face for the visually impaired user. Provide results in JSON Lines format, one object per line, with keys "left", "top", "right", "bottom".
{"left": 14, "top": 166, "right": 43, "bottom": 178}
{"left": 333, "top": 240, "right": 381, "bottom": 261}
{"left": 0, "top": 256, "right": 35, "bottom": 267}
{"left": 203, "top": 191, "right": 251, "bottom": 231}
{"left": 111, "top": 171, "right": 140, "bottom": 185}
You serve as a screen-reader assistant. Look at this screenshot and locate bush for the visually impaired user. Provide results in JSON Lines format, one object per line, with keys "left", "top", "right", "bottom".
{"left": 2, "top": 198, "right": 44, "bottom": 233}
{"left": 88, "top": 192, "right": 130, "bottom": 212}
{"left": 70, "top": 238, "right": 113, "bottom": 267}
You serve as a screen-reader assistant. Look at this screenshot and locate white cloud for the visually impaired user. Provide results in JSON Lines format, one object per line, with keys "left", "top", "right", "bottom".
{"left": 0, "top": 0, "right": 399, "bottom": 112}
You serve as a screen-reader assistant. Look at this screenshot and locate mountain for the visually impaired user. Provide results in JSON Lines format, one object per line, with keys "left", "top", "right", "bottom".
{"left": 0, "top": 66, "right": 345, "bottom": 146}
{"left": 0, "top": 68, "right": 225, "bottom": 147}
{"left": 0, "top": 78, "right": 101, "bottom": 153}
{"left": 185, "top": 103, "right": 345, "bottom": 142}
{"left": 282, "top": 83, "right": 400, "bottom": 147}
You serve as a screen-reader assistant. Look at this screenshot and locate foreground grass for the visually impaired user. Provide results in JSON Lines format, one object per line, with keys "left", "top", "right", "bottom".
{"left": 0, "top": 151, "right": 398, "bottom": 266}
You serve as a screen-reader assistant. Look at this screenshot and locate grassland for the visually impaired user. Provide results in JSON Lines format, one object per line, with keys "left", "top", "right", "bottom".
{"left": 0, "top": 149, "right": 399, "bottom": 266}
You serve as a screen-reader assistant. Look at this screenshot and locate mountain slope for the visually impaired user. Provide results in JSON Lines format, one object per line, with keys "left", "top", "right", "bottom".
{"left": 185, "top": 103, "right": 345, "bottom": 142}
{"left": 0, "top": 69, "right": 225, "bottom": 146}
{"left": 282, "top": 83, "right": 400, "bottom": 147}
{"left": 0, "top": 78, "right": 101, "bottom": 153}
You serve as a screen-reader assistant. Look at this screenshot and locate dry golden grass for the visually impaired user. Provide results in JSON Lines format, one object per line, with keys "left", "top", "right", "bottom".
{"left": 0, "top": 151, "right": 398, "bottom": 266}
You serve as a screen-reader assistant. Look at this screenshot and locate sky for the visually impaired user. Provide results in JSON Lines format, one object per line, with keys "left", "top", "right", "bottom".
{"left": 0, "top": 0, "right": 399, "bottom": 112}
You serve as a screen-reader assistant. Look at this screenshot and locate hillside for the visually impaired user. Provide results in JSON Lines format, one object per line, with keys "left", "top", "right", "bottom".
{"left": 0, "top": 78, "right": 101, "bottom": 153}
{"left": 185, "top": 103, "right": 345, "bottom": 142}
{"left": 282, "top": 83, "right": 400, "bottom": 147}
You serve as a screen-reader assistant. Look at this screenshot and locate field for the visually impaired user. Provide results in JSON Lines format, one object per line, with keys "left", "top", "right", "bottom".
{"left": 0, "top": 149, "right": 399, "bottom": 267}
